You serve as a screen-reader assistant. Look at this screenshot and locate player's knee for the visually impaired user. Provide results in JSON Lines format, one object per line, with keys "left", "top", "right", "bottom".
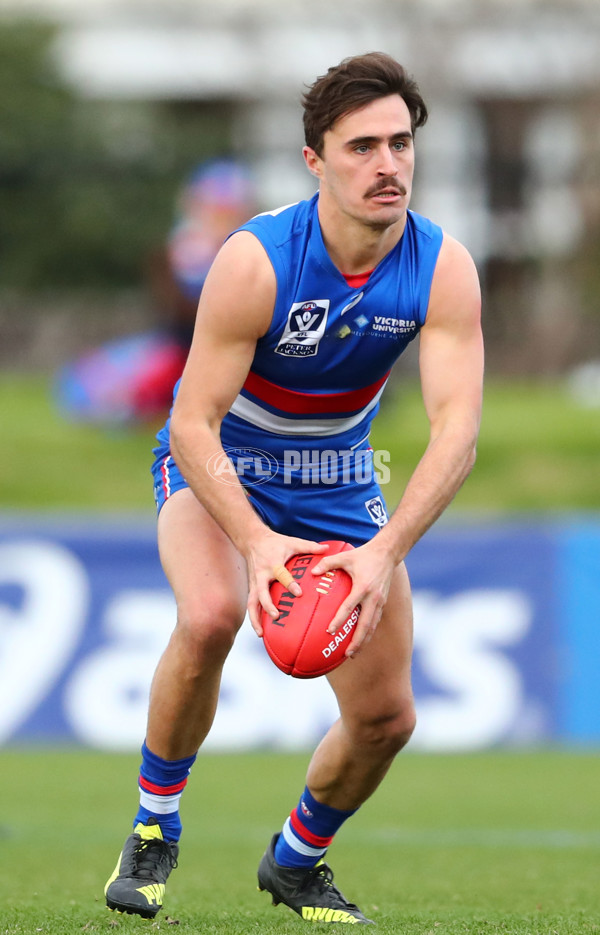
{"left": 353, "top": 701, "right": 416, "bottom": 756}
{"left": 388, "top": 704, "right": 417, "bottom": 752}
{"left": 174, "top": 592, "right": 245, "bottom": 662}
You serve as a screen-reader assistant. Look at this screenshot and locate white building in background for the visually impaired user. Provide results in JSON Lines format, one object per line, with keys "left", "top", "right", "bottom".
{"left": 3, "top": 0, "right": 600, "bottom": 368}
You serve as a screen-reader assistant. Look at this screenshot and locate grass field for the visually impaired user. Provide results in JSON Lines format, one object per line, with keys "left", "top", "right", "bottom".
{"left": 2, "top": 375, "right": 600, "bottom": 934}
{"left": 2, "top": 372, "right": 600, "bottom": 513}
{"left": 1, "top": 750, "right": 599, "bottom": 934}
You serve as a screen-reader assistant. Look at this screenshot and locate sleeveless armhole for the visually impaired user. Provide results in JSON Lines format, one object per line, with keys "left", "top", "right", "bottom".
{"left": 414, "top": 217, "right": 444, "bottom": 327}
{"left": 226, "top": 221, "right": 289, "bottom": 341}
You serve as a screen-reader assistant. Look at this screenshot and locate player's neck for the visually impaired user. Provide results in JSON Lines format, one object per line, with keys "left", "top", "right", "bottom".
{"left": 317, "top": 199, "right": 407, "bottom": 276}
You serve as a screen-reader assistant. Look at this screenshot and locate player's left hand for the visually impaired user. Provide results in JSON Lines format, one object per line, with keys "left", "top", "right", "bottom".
{"left": 311, "top": 540, "right": 397, "bottom": 657}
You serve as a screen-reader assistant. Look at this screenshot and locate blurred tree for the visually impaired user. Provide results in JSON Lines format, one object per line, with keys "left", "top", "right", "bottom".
{"left": 0, "top": 21, "right": 234, "bottom": 291}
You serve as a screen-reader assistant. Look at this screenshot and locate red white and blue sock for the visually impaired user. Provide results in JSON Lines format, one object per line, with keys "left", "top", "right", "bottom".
{"left": 133, "top": 741, "right": 197, "bottom": 843}
{"left": 274, "top": 786, "right": 357, "bottom": 868}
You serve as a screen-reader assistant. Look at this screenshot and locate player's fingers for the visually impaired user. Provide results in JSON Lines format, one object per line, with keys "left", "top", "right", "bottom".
{"left": 275, "top": 539, "right": 328, "bottom": 596}
{"left": 272, "top": 564, "right": 294, "bottom": 588}
{"left": 345, "top": 610, "right": 380, "bottom": 657}
{"left": 246, "top": 589, "right": 264, "bottom": 636}
{"left": 311, "top": 552, "right": 351, "bottom": 577}
{"left": 345, "top": 593, "right": 385, "bottom": 656}
{"left": 292, "top": 538, "right": 330, "bottom": 569}
{"left": 272, "top": 563, "right": 301, "bottom": 596}
{"left": 327, "top": 595, "right": 361, "bottom": 637}
{"left": 248, "top": 572, "right": 283, "bottom": 634}
{"left": 259, "top": 580, "right": 280, "bottom": 621}
{"left": 297, "top": 539, "right": 330, "bottom": 552}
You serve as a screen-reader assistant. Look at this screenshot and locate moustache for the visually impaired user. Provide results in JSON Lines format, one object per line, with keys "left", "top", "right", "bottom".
{"left": 365, "top": 178, "right": 406, "bottom": 198}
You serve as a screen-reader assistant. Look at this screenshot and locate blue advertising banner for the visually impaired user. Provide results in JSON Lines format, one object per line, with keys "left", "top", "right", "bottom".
{"left": 408, "top": 524, "right": 561, "bottom": 749}
{"left": 556, "top": 522, "right": 600, "bottom": 742}
{"left": 0, "top": 514, "right": 598, "bottom": 750}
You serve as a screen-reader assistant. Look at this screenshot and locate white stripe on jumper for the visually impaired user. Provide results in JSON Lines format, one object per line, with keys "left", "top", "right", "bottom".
{"left": 282, "top": 817, "right": 327, "bottom": 858}
{"left": 229, "top": 383, "right": 386, "bottom": 437}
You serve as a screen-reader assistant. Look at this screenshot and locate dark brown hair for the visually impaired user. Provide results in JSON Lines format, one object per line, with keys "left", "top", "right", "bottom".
{"left": 303, "top": 52, "right": 428, "bottom": 156}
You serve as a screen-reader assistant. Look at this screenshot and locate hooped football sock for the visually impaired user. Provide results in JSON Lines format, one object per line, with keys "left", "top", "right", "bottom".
{"left": 133, "top": 741, "right": 197, "bottom": 843}
{"left": 274, "top": 785, "right": 357, "bottom": 868}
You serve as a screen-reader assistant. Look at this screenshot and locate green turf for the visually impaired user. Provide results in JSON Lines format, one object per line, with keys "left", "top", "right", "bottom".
{"left": 1, "top": 749, "right": 599, "bottom": 933}
{"left": 0, "top": 372, "right": 155, "bottom": 511}
{"left": 372, "top": 378, "right": 600, "bottom": 514}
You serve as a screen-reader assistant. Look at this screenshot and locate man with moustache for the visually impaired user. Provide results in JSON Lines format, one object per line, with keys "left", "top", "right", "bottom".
{"left": 105, "top": 51, "right": 483, "bottom": 925}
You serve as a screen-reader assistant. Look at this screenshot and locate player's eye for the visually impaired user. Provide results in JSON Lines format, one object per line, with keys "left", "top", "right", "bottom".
{"left": 354, "top": 144, "right": 370, "bottom": 154}
{"left": 391, "top": 140, "right": 406, "bottom": 151}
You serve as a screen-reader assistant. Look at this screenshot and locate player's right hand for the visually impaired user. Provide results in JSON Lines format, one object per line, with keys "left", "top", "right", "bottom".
{"left": 245, "top": 531, "right": 329, "bottom": 637}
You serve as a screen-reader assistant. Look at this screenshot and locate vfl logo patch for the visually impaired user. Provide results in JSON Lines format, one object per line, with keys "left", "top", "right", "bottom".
{"left": 365, "top": 495, "right": 388, "bottom": 528}
{"left": 275, "top": 300, "right": 330, "bottom": 357}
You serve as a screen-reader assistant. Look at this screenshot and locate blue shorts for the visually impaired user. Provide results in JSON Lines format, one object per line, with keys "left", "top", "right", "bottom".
{"left": 151, "top": 441, "right": 389, "bottom": 548}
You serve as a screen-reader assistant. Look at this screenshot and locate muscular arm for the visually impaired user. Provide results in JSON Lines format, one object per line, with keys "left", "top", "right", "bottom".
{"left": 169, "top": 231, "right": 272, "bottom": 549}
{"left": 378, "top": 232, "right": 483, "bottom": 558}
{"left": 317, "top": 233, "right": 484, "bottom": 652}
{"left": 169, "top": 231, "right": 327, "bottom": 625}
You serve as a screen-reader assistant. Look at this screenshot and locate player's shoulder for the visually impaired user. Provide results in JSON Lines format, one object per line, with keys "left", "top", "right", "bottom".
{"left": 407, "top": 207, "right": 478, "bottom": 275}
{"left": 238, "top": 194, "right": 317, "bottom": 245}
{"left": 425, "top": 228, "right": 481, "bottom": 325}
{"left": 406, "top": 208, "right": 443, "bottom": 242}
{"left": 404, "top": 209, "right": 445, "bottom": 275}
{"left": 436, "top": 229, "right": 479, "bottom": 277}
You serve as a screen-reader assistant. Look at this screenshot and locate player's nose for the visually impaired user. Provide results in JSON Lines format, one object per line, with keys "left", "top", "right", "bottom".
{"left": 376, "top": 145, "right": 398, "bottom": 175}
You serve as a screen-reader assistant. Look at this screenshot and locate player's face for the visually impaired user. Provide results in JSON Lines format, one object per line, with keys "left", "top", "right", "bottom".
{"left": 304, "top": 94, "right": 415, "bottom": 231}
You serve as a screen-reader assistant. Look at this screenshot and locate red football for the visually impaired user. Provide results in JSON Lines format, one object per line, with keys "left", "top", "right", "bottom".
{"left": 261, "top": 540, "right": 360, "bottom": 679}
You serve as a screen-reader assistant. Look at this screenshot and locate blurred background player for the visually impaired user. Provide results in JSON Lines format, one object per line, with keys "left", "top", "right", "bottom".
{"left": 152, "top": 158, "right": 257, "bottom": 354}
{"left": 54, "top": 159, "right": 255, "bottom": 425}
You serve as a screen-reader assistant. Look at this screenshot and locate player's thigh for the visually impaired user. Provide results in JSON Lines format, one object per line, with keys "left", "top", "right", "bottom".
{"left": 158, "top": 487, "right": 248, "bottom": 638}
{"left": 326, "top": 561, "right": 414, "bottom": 725}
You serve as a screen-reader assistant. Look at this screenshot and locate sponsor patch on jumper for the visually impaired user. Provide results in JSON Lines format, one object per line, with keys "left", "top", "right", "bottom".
{"left": 371, "top": 316, "right": 417, "bottom": 335}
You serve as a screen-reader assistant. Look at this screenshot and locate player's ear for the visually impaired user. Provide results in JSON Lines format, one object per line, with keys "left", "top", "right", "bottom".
{"left": 303, "top": 146, "right": 323, "bottom": 180}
